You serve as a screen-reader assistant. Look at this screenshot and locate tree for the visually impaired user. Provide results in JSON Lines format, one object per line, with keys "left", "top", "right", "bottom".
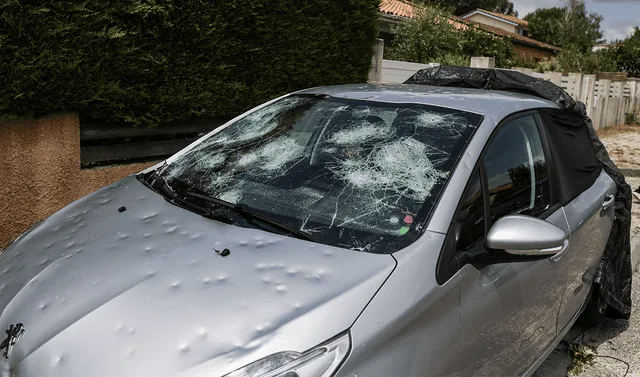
{"left": 525, "top": 7, "right": 565, "bottom": 47}
{"left": 386, "top": 6, "right": 461, "bottom": 63}
{"left": 495, "top": 0, "right": 517, "bottom": 16}
{"left": 616, "top": 27, "right": 640, "bottom": 77}
{"left": 555, "top": 46, "right": 618, "bottom": 74}
{"left": 459, "top": 25, "right": 516, "bottom": 66}
{"left": 386, "top": 5, "right": 515, "bottom": 67}
{"left": 524, "top": 0, "right": 603, "bottom": 52}
{"left": 414, "top": 0, "right": 509, "bottom": 16}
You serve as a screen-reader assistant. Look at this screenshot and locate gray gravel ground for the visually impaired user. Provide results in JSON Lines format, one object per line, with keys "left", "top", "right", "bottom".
{"left": 534, "top": 176, "right": 640, "bottom": 377}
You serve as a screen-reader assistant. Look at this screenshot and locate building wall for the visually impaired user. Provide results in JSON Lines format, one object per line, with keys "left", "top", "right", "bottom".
{"left": 513, "top": 43, "right": 555, "bottom": 61}
{"left": 0, "top": 114, "right": 156, "bottom": 249}
{"left": 465, "top": 13, "right": 517, "bottom": 33}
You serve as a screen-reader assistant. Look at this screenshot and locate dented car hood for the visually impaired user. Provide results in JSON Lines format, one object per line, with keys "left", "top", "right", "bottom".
{"left": 0, "top": 177, "right": 395, "bottom": 377}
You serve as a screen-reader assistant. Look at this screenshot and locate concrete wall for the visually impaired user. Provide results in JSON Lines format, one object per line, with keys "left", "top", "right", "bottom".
{"left": 470, "top": 57, "right": 495, "bottom": 68}
{"left": 466, "top": 13, "right": 517, "bottom": 33}
{"left": 380, "top": 59, "right": 436, "bottom": 83}
{"left": 0, "top": 114, "right": 156, "bottom": 249}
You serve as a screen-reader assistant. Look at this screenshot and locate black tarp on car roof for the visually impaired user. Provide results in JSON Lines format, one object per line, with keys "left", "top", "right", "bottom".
{"left": 405, "top": 65, "right": 633, "bottom": 319}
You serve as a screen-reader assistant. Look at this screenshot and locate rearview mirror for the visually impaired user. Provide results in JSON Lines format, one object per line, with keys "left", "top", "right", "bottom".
{"left": 486, "top": 215, "right": 568, "bottom": 257}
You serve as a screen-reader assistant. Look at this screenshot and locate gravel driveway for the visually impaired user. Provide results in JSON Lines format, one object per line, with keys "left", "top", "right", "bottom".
{"left": 533, "top": 126, "right": 640, "bottom": 377}
{"left": 601, "top": 128, "right": 640, "bottom": 169}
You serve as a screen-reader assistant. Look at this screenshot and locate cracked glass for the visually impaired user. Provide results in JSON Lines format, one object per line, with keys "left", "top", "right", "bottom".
{"left": 158, "top": 94, "right": 483, "bottom": 253}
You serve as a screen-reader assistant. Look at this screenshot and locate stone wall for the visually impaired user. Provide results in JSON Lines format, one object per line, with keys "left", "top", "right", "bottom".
{"left": 0, "top": 114, "right": 156, "bottom": 248}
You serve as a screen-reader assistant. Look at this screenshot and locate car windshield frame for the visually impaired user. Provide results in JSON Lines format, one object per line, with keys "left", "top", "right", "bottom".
{"left": 149, "top": 94, "right": 484, "bottom": 254}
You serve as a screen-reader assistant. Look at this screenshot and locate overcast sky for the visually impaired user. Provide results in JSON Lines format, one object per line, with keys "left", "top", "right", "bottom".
{"left": 511, "top": 0, "right": 639, "bottom": 42}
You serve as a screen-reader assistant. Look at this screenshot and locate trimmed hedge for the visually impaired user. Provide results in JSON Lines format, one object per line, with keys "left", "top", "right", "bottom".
{"left": 0, "top": 1, "right": 380, "bottom": 125}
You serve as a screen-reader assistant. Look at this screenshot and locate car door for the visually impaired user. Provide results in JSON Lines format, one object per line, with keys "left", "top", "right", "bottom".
{"left": 440, "top": 113, "right": 569, "bottom": 377}
{"left": 540, "top": 119, "right": 618, "bottom": 328}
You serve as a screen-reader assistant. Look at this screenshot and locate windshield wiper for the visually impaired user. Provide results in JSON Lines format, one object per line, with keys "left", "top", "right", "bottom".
{"left": 185, "top": 191, "right": 313, "bottom": 241}
{"left": 141, "top": 172, "right": 312, "bottom": 241}
{"left": 145, "top": 175, "right": 234, "bottom": 224}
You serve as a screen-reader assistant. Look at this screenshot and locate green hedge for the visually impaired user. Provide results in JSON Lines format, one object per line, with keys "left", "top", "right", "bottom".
{"left": 0, "top": 1, "right": 379, "bottom": 125}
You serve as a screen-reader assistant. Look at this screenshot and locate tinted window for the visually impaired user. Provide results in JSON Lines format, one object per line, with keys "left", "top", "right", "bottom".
{"left": 538, "top": 109, "right": 601, "bottom": 204}
{"left": 454, "top": 169, "right": 485, "bottom": 250}
{"left": 483, "top": 115, "right": 551, "bottom": 224}
{"left": 157, "top": 95, "right": 483, "bottom": 253}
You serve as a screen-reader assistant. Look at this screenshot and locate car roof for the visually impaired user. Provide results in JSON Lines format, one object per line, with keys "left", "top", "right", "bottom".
{"left": 296, "top": 84, "right": 559, "bottom": 121}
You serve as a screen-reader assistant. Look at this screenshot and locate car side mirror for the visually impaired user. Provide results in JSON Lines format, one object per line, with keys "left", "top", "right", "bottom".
{"left": 486, "top": 215, "right": 568, "bottom": 257}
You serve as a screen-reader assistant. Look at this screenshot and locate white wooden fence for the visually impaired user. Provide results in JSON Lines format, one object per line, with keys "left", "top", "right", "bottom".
{"left": 510, "top": 68, "right": 640, "bottom": 130}
{"left": 371, "top": 59, "right": 640, "bottom": 129}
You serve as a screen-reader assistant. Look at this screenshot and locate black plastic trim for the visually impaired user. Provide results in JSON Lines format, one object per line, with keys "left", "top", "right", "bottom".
{"left": 436, "top": 108, "right": 563, "bottom": 285}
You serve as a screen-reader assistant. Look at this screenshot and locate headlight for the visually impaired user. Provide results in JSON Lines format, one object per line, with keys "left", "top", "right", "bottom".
{"left": 223, "top": 333, "right": 350, "bottom": 377}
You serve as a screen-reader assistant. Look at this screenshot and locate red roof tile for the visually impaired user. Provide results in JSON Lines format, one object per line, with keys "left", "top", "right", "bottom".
{"left": 379, "top": 0, "right": 419, "bottom": 19}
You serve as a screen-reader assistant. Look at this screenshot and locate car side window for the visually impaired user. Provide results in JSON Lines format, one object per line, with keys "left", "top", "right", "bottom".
{"left": 454, "top": 169, "right": 485, "bottom": 251}
{"left": 483, "top": 115, "right": 551, "bottom": 224}
{"left": 438, "top": 113, "right": 556, "bottom": 284}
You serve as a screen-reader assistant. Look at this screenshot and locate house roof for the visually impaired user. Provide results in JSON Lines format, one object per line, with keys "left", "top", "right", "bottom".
{"left": 467, "top": 21, "right": 560, "bottom": 51}
{"left": 461, "top": 9, "right": 529, "bottom": 28}
{"left": 379, "top": 0, "right": 419, "bottom": 19}
{"left": 378, "top": 0, "right": 560, "bottom": 52}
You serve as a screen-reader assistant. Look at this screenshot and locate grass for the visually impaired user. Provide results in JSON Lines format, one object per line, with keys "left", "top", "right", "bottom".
{"left": 625, "top": 112, "right": 640, "bottom": 126}
{"left": 596, "top": 111, "right": 640, "bottom": 138}
{"left": 597, "top": 124, "right": 640, "bottom": 138}
{"left": 568, "top": 343, "right": 597, "bottom": 376}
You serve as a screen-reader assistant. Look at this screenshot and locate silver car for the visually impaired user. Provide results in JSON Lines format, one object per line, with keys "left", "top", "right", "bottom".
{"left": 0, "top": 85, "right": 616, "bottom": 377}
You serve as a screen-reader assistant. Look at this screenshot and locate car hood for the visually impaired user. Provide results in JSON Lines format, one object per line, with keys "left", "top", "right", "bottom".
{"left": 0, "top": 177, "right": 395, "bottom": 377}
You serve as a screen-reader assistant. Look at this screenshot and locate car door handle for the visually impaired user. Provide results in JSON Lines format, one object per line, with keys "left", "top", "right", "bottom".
{"left": 602, "top": 194, "right": 615, "bottom": 211}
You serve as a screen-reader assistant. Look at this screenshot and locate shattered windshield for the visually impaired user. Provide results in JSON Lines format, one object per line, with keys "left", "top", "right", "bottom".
{"left": 157, "top": 94, "right": 482, "bottom": 253}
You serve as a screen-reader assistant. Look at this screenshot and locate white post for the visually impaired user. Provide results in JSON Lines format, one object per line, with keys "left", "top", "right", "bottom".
{"left": 627, "top": 80, "right": 638, "bottom": 115}
{"left": 635, "top": 80, "right": 640, "bottom": 113}
{"left": 612, "top": 82, "right": 624, "bottom": 125}
{"left": 470, "top": 57, "right": 495, "bottom": 69}
{"left": 593, "top": 79, "right": 610, "bottom": 130}
{"left": 602, "top": 80, "right": 618, "bottom": 127}
{"left": 568, "top": 73, "right": 583, "bottom": 100}
{"left": 582, "top": 74, "right": 597, "bottom": 119}
{"left": 368, "top": 39, "right": 385, "bottom": 83}
{"left": 545, "top": 72, "right": 563, "bottom": 86}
